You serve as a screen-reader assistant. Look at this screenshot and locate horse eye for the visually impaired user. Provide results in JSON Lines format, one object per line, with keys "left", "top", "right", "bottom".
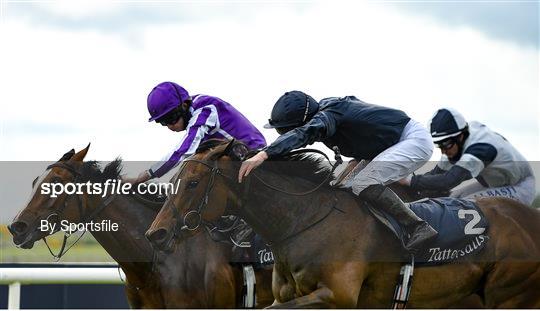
{"left": 186, "top": 181, "right": 199, "bottom": 189}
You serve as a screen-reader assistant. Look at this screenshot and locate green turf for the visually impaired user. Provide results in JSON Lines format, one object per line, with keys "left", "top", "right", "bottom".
{"left": 1, "top": 225, "right": 114, "bottom": 263}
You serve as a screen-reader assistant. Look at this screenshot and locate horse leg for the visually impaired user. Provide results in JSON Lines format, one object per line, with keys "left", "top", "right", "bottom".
{"left": 270, "top": 262, "right": 366, "bottom": 309}
{"left": 124, "top": 286, "right": 142, "bottom": 309}
{"left": 204, "top": 263, "right": 237, "bottom": 308}
{"left": 255, "top": 268, "right": 275, "bottom": 308}
{"left": 266, "top": 286, "right": 336, "bottom": 309}
{"left": 268, "top": 273, "right": 365, "bottom": 309}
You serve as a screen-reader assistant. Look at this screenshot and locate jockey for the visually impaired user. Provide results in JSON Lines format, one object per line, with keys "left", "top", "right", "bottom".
{"left": 400, "top": 108, "right": 536, "bottom": 205}
{"left": 238, "top": 91, "right": 437, "bottom": 252}
{"left": 123, "top": 81, "right": 266, "bottom": 184}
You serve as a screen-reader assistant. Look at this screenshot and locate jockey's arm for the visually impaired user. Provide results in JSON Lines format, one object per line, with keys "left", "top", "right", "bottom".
{"left": 239, "top": 113, "right": 333, "bottom": 183}
{"left": 148, "top": 107, "right": 216, "bottom": 178}
{"left": 410, "top": 165, "right": 472, "bottom": 191}
{"left": 149, "top": 126, "right": 210, "bottom": 178}
{"left": 265, "top": 112, "right": 334, "bottom": 158}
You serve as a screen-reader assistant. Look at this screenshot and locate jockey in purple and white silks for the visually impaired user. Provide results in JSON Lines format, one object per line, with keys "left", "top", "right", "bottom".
{"left": 238, "top": 91, "right": 437, "bottom": 253}
{"left": 123, "top": 81, "right": 266, "bottom": 184}
{"left": 401, "top": 108, "right": 536, "bottom": 205}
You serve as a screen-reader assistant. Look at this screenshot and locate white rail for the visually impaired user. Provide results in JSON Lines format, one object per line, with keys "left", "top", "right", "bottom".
{"left": 0, "top": 267, "right": 125, "bottom": 309}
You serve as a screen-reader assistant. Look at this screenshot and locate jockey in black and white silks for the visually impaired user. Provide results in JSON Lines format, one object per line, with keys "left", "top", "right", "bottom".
{"left": 238, "top": 91, "right": 437, "bottom": 253}
{"left": 402, "top": 108, "right": 536, "bottom": 206}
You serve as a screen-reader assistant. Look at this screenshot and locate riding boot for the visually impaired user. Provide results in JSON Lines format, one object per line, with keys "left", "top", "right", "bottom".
{"left": 360, "top": 184, "right": 438, "bottom": 253}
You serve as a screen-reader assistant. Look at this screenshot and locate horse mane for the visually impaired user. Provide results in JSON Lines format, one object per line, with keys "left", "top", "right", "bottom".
{"left": 197, "top": 138, "right": 229, "bottom": 153}
{"left": 198, "top": 139, "right": 335, "bottom": 190}
{"left": 78, "top": 158, "right": 164, "bottom": 205}
{"left": 260, "top": 152, "right": 335, "bottom": 189}
{"left": 79, "top": 158, "right": 123, "bottom": 183}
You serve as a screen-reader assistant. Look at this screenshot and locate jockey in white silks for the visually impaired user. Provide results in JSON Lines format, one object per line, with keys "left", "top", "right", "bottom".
{"left": 401, "top": 108, "right": 536, "bottom": 206}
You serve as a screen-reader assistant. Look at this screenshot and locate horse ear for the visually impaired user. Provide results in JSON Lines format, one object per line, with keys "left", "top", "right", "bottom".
{"left": 223, "top": 140, "right": 236, "bottom": 156}
{"left": 72, "top": 143, "right": 91, "bottom": 162}
{"left": 59, "top": 149, "right": 76, "bottom": 161}
{"left": 228, "top": 142, "right": 249, "bottom": 161}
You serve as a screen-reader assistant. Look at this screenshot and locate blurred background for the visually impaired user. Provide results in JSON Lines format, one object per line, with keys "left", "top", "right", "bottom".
{"left": 0, "top": 0, "right": 538, "bottom": 262}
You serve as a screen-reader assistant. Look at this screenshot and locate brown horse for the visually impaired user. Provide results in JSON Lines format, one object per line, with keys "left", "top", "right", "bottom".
{"left": 9, "top": 145, "right": 273, "bottom": 308}
{"left": 147, "top": 139, "right": 540, "bottom": 308}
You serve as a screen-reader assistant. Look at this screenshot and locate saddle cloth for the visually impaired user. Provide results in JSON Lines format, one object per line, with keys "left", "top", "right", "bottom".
{"left": 368, "top": 197, "right": 490, "bottom": 266}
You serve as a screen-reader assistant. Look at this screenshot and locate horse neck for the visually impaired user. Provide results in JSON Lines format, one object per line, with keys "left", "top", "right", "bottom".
{"left": 238, "top": 170, "right": 335, "bottom": 246}
{"left": 83, "top": 194, "right": 155, "bottom": 268}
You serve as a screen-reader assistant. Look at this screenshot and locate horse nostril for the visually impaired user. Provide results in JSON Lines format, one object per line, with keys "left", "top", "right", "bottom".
{"left": 9, "top": 222, "right": 29, "bottom": 235}
{"left": 146, "top": 228, "right": 169, "bottom": 245}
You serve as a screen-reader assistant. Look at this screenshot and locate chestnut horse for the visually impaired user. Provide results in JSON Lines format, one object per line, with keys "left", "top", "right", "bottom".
{"left": 147, "top": 140, "right": 540, "bottom": 308}
{"left": 9, "top": 145, "right": 273, "bottom": 308}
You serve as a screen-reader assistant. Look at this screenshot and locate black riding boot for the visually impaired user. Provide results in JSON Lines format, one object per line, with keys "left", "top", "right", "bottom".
{"left": 360, "top": 184, "right": 438, "bottom": 253}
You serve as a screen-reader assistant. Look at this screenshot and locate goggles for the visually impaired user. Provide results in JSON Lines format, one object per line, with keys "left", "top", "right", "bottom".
{"left": 437, "top": 139, "right": 456, "bottom": 151}
{"left": 157, "top": 107, "right": 184, "bottom": 126}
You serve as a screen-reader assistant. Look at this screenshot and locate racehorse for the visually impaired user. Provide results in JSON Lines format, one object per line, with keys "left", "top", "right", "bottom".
{"left": 146, "top": 139, "right": 540, "bottom": 308}
{"left": 8, "top": 145, "right": 273, "bottom": 308}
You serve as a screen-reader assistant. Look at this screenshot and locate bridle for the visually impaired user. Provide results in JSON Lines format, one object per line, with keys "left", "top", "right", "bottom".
{"left": 38, "top": 162, "right": 117, "bottom": 260}
{"left": 169, "top": 146, "right": 344, "bottom": 238}
{"left": 170, "top": 159, "right": 239, "bottom": 236}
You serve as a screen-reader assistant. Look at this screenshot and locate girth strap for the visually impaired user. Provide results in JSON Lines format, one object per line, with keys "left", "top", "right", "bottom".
{"left": 242, "top": 265, "right": 257, "bottom": 308}
{"left": 392, "top": 255, "right": 415, "bottom": 309}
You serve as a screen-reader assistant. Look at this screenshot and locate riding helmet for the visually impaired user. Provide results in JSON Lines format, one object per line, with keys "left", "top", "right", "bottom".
{"left": 430, "top": 108, "right": 468, "bottom": 143}
{"left": 264, "top": 91, "right": 319, "bottom": 129}
{"left": 147, "top": 82, "right": 190, "bottom": 122}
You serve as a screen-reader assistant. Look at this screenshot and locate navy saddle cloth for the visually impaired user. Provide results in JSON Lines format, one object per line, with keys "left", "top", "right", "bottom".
{"left": 384, "top": 197, "right": 490, "bottom": 265}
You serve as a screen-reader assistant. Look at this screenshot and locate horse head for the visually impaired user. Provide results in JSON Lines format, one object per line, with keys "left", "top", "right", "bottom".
{"left": 9, "top": 144, "right": 91, "bottom": 249}
{"left": 145, "top": 139, "right": 248, "bottom": 252}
